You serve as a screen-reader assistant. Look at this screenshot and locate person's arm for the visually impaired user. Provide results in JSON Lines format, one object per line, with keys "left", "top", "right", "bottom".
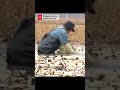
{"left": 58, "top": 30, "right": 68, "bottom": 46}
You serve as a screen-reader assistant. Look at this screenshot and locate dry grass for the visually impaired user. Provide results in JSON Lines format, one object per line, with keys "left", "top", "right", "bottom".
{"left": 35, "top": 20, "right": 85, "bottom": 44}
{"left": 86, "top": 0, "right": 120, "bottom": 44}
{"left": 0, "top": 0, "right": 34, "bottom": 41}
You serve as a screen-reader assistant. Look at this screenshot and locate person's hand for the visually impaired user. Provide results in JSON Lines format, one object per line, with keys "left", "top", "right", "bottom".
{"left": 63, "top": 43, "right": 74, "bottom": 54}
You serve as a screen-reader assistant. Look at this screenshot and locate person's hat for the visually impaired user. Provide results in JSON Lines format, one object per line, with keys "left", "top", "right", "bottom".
{"left": 63, "top": 21, "right": 75, "bottom": 32}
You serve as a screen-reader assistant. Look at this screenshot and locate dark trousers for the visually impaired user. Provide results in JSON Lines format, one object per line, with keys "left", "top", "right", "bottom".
{"left": 38, "top": 35, "right": 61, "bottom": 54}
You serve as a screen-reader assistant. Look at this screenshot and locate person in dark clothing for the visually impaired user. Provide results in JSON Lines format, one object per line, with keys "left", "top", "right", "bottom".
{"left": 38, "top": 21, "right": 75, "bottom": 55}
{"left": 6, "top": 17, "right": 35, "bottom": 67}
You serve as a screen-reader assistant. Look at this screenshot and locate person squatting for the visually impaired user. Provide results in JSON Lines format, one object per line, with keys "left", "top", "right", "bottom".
{"left": 38, "top": 21, "right": 76, "bottom": 55}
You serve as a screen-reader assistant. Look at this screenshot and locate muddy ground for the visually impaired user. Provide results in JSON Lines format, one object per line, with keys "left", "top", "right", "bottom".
{"left": 1, "top": 41, "right": 120, "bottom": 90}
{"left": 0, "top": 42, "right": 35, "bottom": 90}
{"left": 86, "top": 44, "right": 120, "bottom": 90}
{"left": 35, "top": 42, "right": 85, "bottom": 77}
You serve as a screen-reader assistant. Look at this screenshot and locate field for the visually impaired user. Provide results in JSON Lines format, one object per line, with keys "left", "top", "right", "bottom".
{"left": 0, "top": 42, "right": 35, "bottom": 90}
{"left": 35, "top": 44, "right": 85, "bottom": 77}
{"left": 0, "top": 0, "right": 34, "bottom": 41}
{"left": 0, "top": 0, "right": 35, "bottom": 89}
{"left": 35, "top": 18, "right": 85, "bottom": 77}
{"left": 35, "top": 20, "right": 85, "bottom": 44}
{"left": 86, "top": 0, "right": 120, "bottom": 44}
{"left": 86, "top": 0, "right": 120, "bottom": 90}
{"left": 86, "top": 44, "right": 120, "bottom": 90}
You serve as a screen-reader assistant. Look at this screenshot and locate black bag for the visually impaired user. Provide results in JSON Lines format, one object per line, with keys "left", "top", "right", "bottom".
{"left": 41, "top": 34, "right": 48, "bottom": 41}
{"left": 6, "top": 17, "right": 35, "bottom": 67}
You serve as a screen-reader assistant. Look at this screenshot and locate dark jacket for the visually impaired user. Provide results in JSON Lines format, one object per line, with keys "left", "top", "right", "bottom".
{"left": 6, "top": 17, "right": 35, "bottom": 67}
